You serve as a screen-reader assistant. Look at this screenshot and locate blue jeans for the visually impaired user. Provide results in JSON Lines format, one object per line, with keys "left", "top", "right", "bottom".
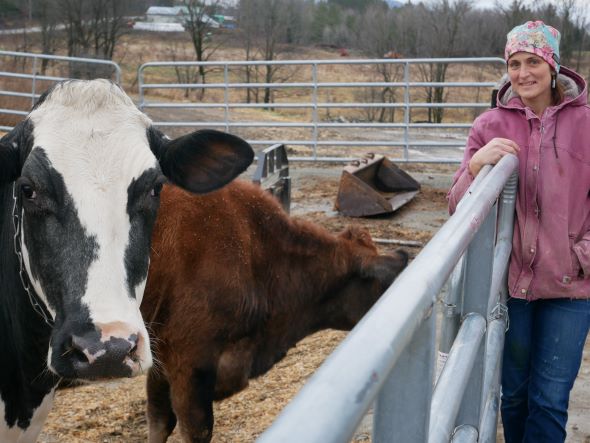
{"left": 501, "top": 297, "right": 590, "bottom": 443}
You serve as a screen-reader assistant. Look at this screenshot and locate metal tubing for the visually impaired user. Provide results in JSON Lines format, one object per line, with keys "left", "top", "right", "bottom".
{"left": 477, "top": 172, "right": 517, "bottom": 442}
{"left": 0, "top": 108, "right": 28, "bottom": 116}
{"left": 138, "top": 57, "right": 505, "bottom": 69}
{"left": 479, "top": 317, "right": 506, "bottom": 443}
{"left": 486, "top": 171, "right": 518, "bottom": 313}
{"left": 429, "top": 313, "right": 486, "bottom": 443}
{"left": 0, "top": 50, "right": 121, "bottom": 68}
{"left": 451, "top": 425, "right": 479, "bottom": 443}
{"left": 139, "top": 101, "right": 489, "bottom": 110}
{"left": 0, "top": 90, "right": 41, "bottom": 99}
{"left": 139, "top": 80, "right": 499, "bottom": 90}
{"left": 438, "top": 257, "right": 464, "bottom": 358}
{"left": 149, "top": 120, "right": 472, "bottom": 129}
{"left": 257, "top": 155, "right": 518, "bottom": 443}
{"left": 0, "top": 71, "right": 66, "bottom": 82}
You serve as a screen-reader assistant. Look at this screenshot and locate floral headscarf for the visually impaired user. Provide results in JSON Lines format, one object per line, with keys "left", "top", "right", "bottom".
{"left": 505, "top": 20, "right": 561, "bottom": 72}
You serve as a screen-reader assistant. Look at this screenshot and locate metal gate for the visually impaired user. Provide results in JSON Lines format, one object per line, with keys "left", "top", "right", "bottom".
{"left": 257, "top": 155, "right": 518, "bottom": 442}
{"left": 137, "top": 57, "right": 505, "bottom": 163}
{"left": 0, "top": 50, "right": 121, "bottom": 131}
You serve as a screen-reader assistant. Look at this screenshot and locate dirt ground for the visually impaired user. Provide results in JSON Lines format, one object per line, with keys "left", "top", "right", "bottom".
{"left": 38, "top": 162, "right": 590, "bottom": 443}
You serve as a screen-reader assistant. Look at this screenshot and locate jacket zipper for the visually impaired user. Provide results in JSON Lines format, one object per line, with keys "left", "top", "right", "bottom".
{"left": 524, "top": 117, "right": 543, "bottom": 301}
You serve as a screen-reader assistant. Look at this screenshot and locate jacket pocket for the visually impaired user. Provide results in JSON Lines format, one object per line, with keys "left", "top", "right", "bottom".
{"left": 569, "top": 234, "right": 583, "bottom": 278}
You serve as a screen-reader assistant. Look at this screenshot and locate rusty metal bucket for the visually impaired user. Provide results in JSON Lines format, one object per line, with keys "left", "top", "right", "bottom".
{"left": 335, "top": 154, "right": 420, "bottom": 217}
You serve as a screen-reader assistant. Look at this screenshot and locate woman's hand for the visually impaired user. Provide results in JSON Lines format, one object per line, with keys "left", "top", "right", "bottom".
{"left": 468, "top": 138, "right": 520, "bottom": 177}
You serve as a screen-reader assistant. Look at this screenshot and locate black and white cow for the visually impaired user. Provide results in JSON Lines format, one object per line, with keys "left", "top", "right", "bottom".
{"left": 0, "top": 79, "right": 254, "bottom": 442}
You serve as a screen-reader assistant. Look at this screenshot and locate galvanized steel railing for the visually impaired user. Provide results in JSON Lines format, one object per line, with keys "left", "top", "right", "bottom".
{"left": 257, "top": 154, "right": 519, "bottom": 442}
{"left": 0, "top": 50, "right": 121, "bottom": 131}
{"left": 137, "top": 57, "right": 506, "bottom": 163}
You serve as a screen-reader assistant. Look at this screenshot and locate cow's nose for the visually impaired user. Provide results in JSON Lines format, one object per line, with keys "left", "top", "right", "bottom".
{"left": 66, "top": 324, "right": 141, "bottom": 379}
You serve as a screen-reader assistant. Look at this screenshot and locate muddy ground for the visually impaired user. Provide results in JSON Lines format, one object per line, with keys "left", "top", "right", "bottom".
{"left": 38, "top": 162, "right": 590, "bottom": 443}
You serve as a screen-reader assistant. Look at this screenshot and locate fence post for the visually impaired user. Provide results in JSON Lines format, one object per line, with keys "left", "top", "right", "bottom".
{"left": 312, "top": 62, "right": 318, "bottom": 160}
{"left": 403, "top": 61, "right": 410, "bottom": 161}
{"left": 31, "top": 56, "right": 38, "bottom": 108}
{"left": 455, "top": 198, "right": 498, "bottom": 428}
{"left": 437, "top": 256, "right": 464, "bottom": 381}
{"left": 373, "top": 306, "right": 436, "bottom": 442}
{"left": 224, "top": 64, "right": 229, "bottom": 132}
{"left": 138, "top": 65, "right": 145, "bottom": 111}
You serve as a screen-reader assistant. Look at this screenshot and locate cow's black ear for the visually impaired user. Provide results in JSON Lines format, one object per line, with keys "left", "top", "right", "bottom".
{"left": 0, "top": 139, "right": 20, "bottom": 184}
{"left": 0, "top": 120, "right": 31, "bottom": 184}
{"left": 148, "top": 128, "right": 254, "bottom": 194}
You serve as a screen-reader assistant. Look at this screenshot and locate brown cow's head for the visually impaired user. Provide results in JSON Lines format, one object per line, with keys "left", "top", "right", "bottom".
{"left": 320, "top": 226, "right": 408, "bottom": 330}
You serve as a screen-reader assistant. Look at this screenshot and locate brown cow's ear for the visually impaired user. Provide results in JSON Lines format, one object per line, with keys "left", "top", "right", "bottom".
{"left": 148, "top": 128, "right": 254, "bottom": 194}
{"left": 339, "top": 226, "right": 375, "bottom": 249}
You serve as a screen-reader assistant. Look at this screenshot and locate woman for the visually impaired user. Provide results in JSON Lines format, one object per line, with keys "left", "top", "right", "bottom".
{"left": 447, "top": 21, "right": 590, "bottom": 443}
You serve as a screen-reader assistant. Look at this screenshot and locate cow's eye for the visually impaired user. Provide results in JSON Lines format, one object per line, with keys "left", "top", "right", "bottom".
{"left": 21, "top": 184, "right": 36, "bottom": 200}
{"left": 150, "top": 182, "right": 163, "bottom": 198}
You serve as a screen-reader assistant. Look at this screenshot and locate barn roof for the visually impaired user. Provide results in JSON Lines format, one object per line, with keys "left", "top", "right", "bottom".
{"left": 146, "top": 6, "right": 189, "bottom": 16}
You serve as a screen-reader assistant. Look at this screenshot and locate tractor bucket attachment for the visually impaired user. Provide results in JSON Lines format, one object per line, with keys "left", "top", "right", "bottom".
{"left": 335, "top": 154, "right": 420, "bottom": 217}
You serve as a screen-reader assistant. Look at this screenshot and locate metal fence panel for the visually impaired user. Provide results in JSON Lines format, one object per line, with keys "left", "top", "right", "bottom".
{"left": 0, "top": 50, "right": 121, "bottom": 131}
{"left": 137, "top": 57, "right": 506, "bottom": 163}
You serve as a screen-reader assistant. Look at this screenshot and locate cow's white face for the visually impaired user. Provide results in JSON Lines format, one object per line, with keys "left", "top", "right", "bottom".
{"left": 1, "top": 79, "right": 254, "bottom": 380}
{"left": 20, "top": 81, "right": 160, "bottom": 378}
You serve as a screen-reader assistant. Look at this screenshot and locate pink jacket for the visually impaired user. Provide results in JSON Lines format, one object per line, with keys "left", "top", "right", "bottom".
{"left": 448, "top": 66, "right": 590, "bottom": 300}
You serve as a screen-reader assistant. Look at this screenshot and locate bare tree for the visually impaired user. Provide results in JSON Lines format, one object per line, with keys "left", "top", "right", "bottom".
{"left": 495, "top": 0, "right": 531, "bottom": 31}
{"left": 238, "top": 0, "right": 292, "bottom": 105}
{"left": 554, "top": 0, "right": 583, "bottom": 66}
{"left": 58, "top": 0, "right": 129, "bottom": 59}
{"left": 237, "top": 0, "right": 261, "bottom": 103}
{"left": 260, "top": 0, "right": 287, "bottom": 104}
{"left": 179, "top": 0, "right": 224, "bottom": 95}
{"left": 57, "top": 0, "right": 131, "bottom": 78}
{"left": 414, "top": 0, "right": 473, "bottom": 123}
{"left": 356, "top": 4, "right": 403, "bottom": 122}
{"left": 36, "top": 0, "right": 60, "bottom": 72}
{"left": 570, "top": 1, "right": 588, "bottom": 72}
{"left": 164, "top": 38, "right": 202, "bottom": 98}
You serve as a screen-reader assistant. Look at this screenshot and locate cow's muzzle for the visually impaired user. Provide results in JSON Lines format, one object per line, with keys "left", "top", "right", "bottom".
{"left": 50, "top": 321, "right": 150, "bottom": 380}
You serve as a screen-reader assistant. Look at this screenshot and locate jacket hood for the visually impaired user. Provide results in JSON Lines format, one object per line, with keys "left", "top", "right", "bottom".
{"left": 497, "top": 65, "right": 587, "bottom": 110}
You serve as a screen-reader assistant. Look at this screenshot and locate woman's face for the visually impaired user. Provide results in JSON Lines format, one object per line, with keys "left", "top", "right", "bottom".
{"left": 507, "top": 52, "right": 553, "bottom": 104}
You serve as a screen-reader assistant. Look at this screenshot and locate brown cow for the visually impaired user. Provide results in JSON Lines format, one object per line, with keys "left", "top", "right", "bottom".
{"left": 142, "top": 180, "right": 408, "bottom": 443}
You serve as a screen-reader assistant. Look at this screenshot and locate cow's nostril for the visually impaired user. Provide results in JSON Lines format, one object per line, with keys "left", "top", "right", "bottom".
{"left": 72, "top": 348, "right": 88, "bottom": 364}
{"left": 129, "top": 344, "right": 139, "bottom": 363}
{"left": 69, "top": 335, "right": 94, "bottom": 365}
